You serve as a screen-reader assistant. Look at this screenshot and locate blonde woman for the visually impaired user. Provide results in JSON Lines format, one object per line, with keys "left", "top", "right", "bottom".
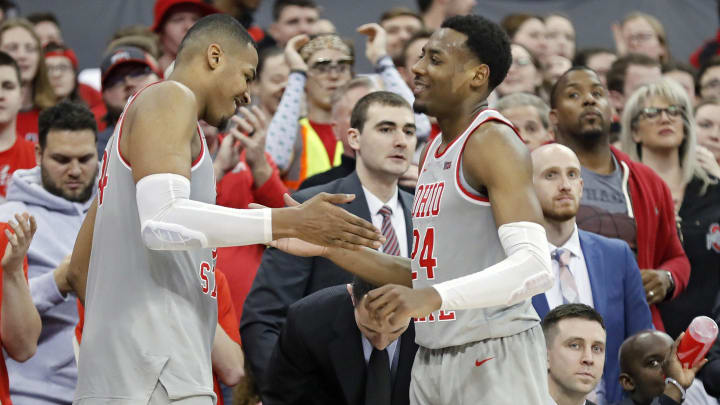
{"left": 620, "top": 79, "right": 720, "bottom": 338}
{"left": 0, "top": 18, "right": 55, "bottom": 142}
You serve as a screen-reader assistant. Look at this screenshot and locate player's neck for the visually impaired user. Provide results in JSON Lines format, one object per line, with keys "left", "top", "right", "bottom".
{"left": 436, "top": 102, "right": 485, "bottom": 143}
{"left": 167, "top": 69, "right": 206, "bottom": 121}
{"left": 355, "top": 159, "right": 398, "bottom": 203}
{"left": 544, "top": 218, "right": 575, "bottom": 247}
{"left": 0, "top": 119, "right": 18, "bottom": 152}
{"left": 557, "top": 132, "right": 614, "bottom": 175}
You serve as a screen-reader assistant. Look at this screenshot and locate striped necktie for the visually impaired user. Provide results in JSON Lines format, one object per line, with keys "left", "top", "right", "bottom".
{"left": 552, "top": 248, "right": 579, "bottom": 304}
{"left": 379, "top": 206, "right": 401, "bottom": 256}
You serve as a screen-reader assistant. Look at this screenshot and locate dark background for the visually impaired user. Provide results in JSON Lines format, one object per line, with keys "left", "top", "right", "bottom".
{"left": 16, "top": 0, "right": 718, "bottom": 73}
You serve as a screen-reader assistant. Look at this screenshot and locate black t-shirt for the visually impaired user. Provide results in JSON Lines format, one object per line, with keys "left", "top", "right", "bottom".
{"left": 659, "top": 176, "right": 720, "bottom": 338}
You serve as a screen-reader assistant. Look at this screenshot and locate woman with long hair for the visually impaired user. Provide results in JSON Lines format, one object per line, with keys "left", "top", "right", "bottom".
{"left": 0, "top": 18, "right": 55, "bottom": 142}
{"left": 620, "top": 79, "right": 720, "bottom": 338}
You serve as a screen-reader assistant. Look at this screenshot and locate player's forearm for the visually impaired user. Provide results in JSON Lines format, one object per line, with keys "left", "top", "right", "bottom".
{"left": 433, "top": 222, "right": 554, "bottom": 310}
{"left": 1, "top": 270, "right": 41, "bottom": 362}
{"left": 211, "top": 325, "right": 245, "bottom": 386}
{"left": 68, "top": 201, "right": 96, "bottom": 304}
{"left": 324, "top": 246, "right": 413, "bottom": 287}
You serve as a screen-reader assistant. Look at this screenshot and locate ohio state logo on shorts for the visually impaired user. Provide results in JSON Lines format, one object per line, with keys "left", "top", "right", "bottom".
{"left": 707, "top": 223, "right": 720, "bottom": 253}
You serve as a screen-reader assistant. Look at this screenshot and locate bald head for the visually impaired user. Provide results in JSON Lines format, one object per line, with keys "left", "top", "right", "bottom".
{"left": 619, "top": 330, "right": 673, "bottom": 374}
{"left": 532, "top": 143, "right": 583, "bottom": 223}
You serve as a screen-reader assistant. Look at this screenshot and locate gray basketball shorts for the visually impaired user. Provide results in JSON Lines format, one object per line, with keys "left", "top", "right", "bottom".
{"left": 410, "top": 324, "right": 550, "bottom": 404}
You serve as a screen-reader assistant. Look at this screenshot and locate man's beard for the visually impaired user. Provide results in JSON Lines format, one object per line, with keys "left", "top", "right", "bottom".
{"left": 543, "top": 209, "right": 577, "bottom": 223}
{"left": 41, "top": 167, "right": 94, "bottom": 203}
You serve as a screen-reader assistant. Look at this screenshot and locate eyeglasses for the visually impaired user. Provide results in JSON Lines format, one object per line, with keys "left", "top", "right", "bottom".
{"left": 47, "top": 64, "right": 73, "bottom": 75}
{"left": 309, "top": 58, "right": 353, "bottom": 76}
{"left": 634, "top": 105, "right": 683, "bottom": 122}
{"left": 626, "top": 32, "right": 656, "bottom": 45}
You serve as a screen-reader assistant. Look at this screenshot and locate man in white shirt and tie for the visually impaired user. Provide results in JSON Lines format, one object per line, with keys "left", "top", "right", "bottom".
{"left": 530, "top": 144, "right": 653, "bottom": 405}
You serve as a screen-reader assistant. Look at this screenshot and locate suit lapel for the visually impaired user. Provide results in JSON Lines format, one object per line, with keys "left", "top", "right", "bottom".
{"left": 328, "top": 294, "right": 366, "bottom": 405}
{"left": 532, "top": 293, "right": 550, "bottom": 319}
{"left": 579, "top": 231, "right": 606, "bottom": 317}
{"left": 338, "top": 172, "right": 373, "bottom": 222}
{"left": 398, "top": 191, "right": 414, "bottom": 256}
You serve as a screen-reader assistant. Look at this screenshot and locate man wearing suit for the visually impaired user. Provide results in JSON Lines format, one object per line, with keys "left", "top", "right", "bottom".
{"left": 530, "top": 144, "right": 653, "bottom": 405}
{"left": 543, "top": 303, "right": 607, "bottom": 405}
{"left": 241, "top": 91, "right": 417, "bottom": 390}
{"left": 263, "top": 278, "right": 418, "bottom": 405}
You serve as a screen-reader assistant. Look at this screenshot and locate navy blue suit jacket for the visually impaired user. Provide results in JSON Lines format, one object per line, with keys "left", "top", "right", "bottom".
{"left": 533, "top": 229, "right": 653, "bottom": 404}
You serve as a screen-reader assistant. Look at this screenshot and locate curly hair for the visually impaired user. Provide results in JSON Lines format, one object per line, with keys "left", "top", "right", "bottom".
{"left": 441, "top": 15, "right": 511, "bottom": 91}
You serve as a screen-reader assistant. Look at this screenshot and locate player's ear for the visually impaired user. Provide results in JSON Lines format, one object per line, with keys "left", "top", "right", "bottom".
{"left": 469, "top": 63, "right": 490, "bottom": 90}
{"left": 207, "top": 43, "right": 222, "bottom": 70}
{"left": 618, "top": 372, "right": 635, "bottom": 392}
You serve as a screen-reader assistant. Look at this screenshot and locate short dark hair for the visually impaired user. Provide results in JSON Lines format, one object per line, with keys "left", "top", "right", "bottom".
{"left": 38, "top": 101, "right": 98, "bottom": 150}
{"left": 26, "top": 11, "right": 60, "bottom": 27}
{"left": 272, "top": 0, "right": 318, "bottom": 21}
{"left": 606, "top": 53, "right": 660, "bottom": 94}
{"left": 542, "top": 303, "right": 605, "bottom": 346}
{"left": 176, "top": 14, "right": 256, "bottom": 62}
{"left": 257, "top": 46, "right": 284, "bottom": 78}
{"left": 350, "top": 91, "right": 411, "bottom": 133}
{"left": 698, "top": 55, "right": 720, "bottom": 88}
{"left": 351, "top": 276, "right": 379, "bottom": 304}
{"left": 572, "top": 47, "right": 614, "bottom": 67}
{"left": 380, "top": 7, "right": 423, "bottom": 25}
{"left": 0, "top": 50, "right": 20, "bottom": 85}
{"left": 550, "top": 65, "right": 596, "bottom": 108}
{"left": 416, "top": 0, "right": 432, "bottom": 13}
{"left": 441, "top": 15, "right": 512, "bottom": 91}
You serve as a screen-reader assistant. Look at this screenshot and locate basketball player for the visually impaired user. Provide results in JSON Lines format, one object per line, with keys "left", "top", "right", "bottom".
{"left": 272, "top": 15, "right": 555, "bottom": 404}
{"left": 67, "top": 15, "right": 382, "bottom": 404}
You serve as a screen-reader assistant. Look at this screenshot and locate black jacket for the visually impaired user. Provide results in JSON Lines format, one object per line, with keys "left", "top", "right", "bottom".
{"left": 262, "top": 285, "right": 417, "bottom": 405}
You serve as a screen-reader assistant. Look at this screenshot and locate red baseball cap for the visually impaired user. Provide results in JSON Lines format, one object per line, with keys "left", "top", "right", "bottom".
{"left": 100, "top": 46, "right": 163, "bottom": 90}
{"left": 151, "top": 0, "right": 218, "bottom": 33}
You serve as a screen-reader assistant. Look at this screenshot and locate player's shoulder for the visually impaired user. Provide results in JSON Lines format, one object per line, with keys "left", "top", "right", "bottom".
{"left": 132, "top": 81, "right": 197, "bottom": 116}
{"left": 467, "top": 118, "right": 527, "bottom": 160}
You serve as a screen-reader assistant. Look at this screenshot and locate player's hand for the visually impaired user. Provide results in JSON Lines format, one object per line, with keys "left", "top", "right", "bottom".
{"left": 357, "top": 23, "right": 388, "bottom": 65}
{"left": 365, "top": 285, "right": 442, "bottom": 326}
{"left": 2, "top": 213, "right": 37, "bottom": 275}
{"left": 641, "top": 269, "right": 671, "bottom": 305}
{"left": 663, "top": 332, "right": 708, "bottom": 390}
{"left": 285, "top": 34, "right": 310, "bottom": 72}
{"left": 53, "top": 255, "right": 73, "bottom": 295}
{"left": 281, "top": 193, "right": 384, "bottom": 250}
{"left": 399, "top": 163, "right": 419, "bottom": 189}
{"left": 611, "top": 22, "right": 628, "bottom": 55}
{"left": 696, "top": 145, "right": 720, "bottom": 178}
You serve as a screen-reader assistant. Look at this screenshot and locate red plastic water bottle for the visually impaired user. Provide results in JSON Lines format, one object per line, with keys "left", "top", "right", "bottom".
{"left": 677, "top": 316, "right": 718, "bottom": 368}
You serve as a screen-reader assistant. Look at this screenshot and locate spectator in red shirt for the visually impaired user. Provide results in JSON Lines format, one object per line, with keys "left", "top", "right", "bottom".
{"left": 151, "top": 0, "right": 218, "bottom": 72}
{"left": 0, "top": 52, "right": 37, "bottom": 199}
{"left": 0, "top": 215, "right": 43, "bottom": 405}
{"left": 44, "top": 44, "right": 103, "bottom": 110}
{"left": 0, "top": 19, "right": 55, "bottom": 143}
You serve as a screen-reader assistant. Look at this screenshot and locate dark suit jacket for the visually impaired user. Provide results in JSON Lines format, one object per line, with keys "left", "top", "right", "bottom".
{"left": 616, "top": 394, "right": 679, "bottom": 405}
{"left": 262, "top": 285, "right": 418, "bottom": 405}
{"left": 240, "top": 172, "right": 415, "bottom": 390}
{"left": 533, "top": 230, "right": 653, "bottom": 404}
{"left": 299, "top": 155, "right": 356, "bottom": 190}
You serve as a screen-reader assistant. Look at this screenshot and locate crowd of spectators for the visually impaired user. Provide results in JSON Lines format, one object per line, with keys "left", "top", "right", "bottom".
{"left": 0, "top": 0, "right": 718, "bottom": 404}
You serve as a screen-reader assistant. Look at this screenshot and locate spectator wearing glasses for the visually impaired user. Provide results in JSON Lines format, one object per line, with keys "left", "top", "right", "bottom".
{"left": 95, "top": 46, "right": 162, "bottom": 157}
{"left": 496, "top": 43, "right": 541, "bottom": 98}
{"left": 619, "top": 79, "right": 720, "bottom": 339}
{"left": 44, "top": 44, "right": 103, "bottom": 110}
{"left": 613, "top": 12, "right": 670, "bottom": 63}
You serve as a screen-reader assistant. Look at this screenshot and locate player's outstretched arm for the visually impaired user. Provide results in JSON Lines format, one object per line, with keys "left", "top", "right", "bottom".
{"left": 67, "top": 199, "right": 97, "bottom": 304}
{"left": 366, "top": 123, "right": 554, "bottom": 323}
{"left": 128, "top": 83, "right": 383, "bottom": 251}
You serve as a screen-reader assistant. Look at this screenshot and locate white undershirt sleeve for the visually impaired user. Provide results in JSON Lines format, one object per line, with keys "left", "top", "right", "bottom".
{"left": 431, "top": 221, "right": 554, "bottom": 310}
{"left": 135, "top": 173, "right": 272, "bottom": 250}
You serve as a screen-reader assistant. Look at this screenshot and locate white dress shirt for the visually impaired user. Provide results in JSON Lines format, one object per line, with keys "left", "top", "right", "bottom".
{"left": 546, "top": 225, "right": 595, "bottom": 309}
{"left": 362, "top": 185, "right": 408, "bottom": 258}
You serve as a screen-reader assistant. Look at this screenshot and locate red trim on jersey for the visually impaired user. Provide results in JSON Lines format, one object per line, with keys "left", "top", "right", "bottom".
{"left": 418, "top": 135, "right": 441, "bottom": 175}
{"left": 433, "top": 110, "right": 483, "bottom": 159}
{"left": 454, "top": 116, "right": 521, "bottom": 202}
{"left": 117, "top": 82, "right": 206, "bottom": 169}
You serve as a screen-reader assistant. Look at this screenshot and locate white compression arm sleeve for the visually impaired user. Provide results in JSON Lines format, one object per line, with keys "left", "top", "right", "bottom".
{"left": 432, "top": 221, "right": 554, "bottom": 311}
{"left": 136, "top": 173, "right": 272, "bottom": 250}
